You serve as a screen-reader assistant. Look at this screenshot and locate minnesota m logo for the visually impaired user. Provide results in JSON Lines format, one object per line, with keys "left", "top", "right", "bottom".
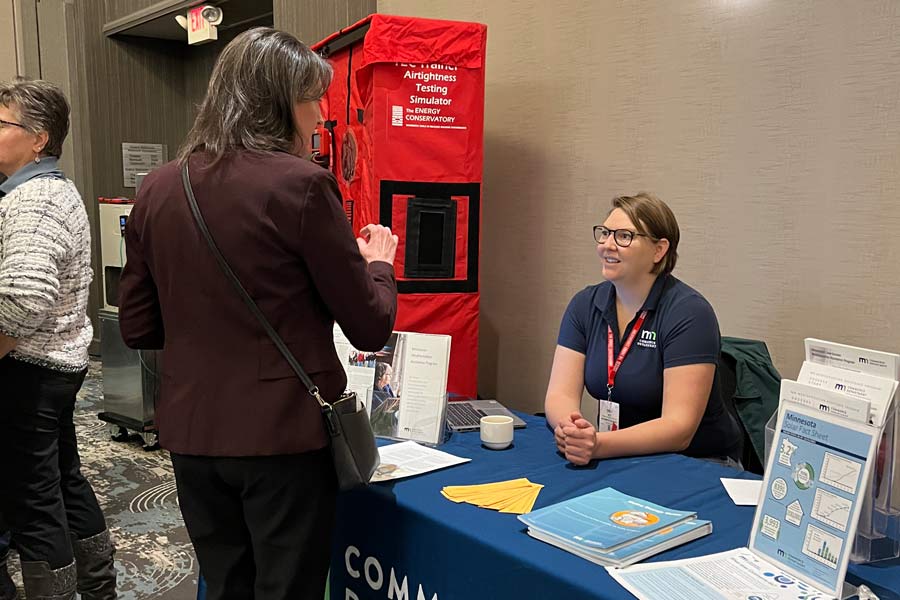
{"left": 640, "top": 330, "right": 656, "bottom": 342}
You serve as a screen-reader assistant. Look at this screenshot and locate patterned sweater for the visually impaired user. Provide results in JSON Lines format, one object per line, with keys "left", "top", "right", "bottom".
{"left": 0, "top": 174, "right": 93, "bottom": 372}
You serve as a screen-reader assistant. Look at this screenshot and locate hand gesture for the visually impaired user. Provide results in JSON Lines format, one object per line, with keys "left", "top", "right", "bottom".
{"left": 357, "top": 224, "right": 398, "bottom": 265}
{"left": 554, "top": 415, "right": 574, "bottom": 455}
{"left": 562, "top": 411, "right": 598, "bottom": 466}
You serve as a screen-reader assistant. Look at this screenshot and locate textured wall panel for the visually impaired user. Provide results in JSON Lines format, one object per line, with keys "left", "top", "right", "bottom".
{"left": 70, "top": 1, "right": 199, "bottom": 348}
{"left": 103, "top": 0, "right": 167, "bottom": 24}
{"left": 0, "top": 0, "right": 17, "bottom": 80}
{"left": 380, "top": 0, "right": 900, "bottom": 415}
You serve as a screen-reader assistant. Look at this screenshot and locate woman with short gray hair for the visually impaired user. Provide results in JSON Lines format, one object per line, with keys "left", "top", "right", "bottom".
{"left": 119, "top": 28, "right": 398, "bottom": 599}
{"left": 0, "top": 78, "right": 117, "bottom": 600}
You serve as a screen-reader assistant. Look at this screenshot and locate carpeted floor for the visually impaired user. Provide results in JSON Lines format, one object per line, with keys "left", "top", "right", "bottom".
{"left": 7, "top": 359, "right": 200, "bottom": 600}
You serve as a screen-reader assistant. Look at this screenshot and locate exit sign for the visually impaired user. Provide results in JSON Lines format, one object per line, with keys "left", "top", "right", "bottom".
{"left": 187, "top": 6, "right": 217, "bottom": 45}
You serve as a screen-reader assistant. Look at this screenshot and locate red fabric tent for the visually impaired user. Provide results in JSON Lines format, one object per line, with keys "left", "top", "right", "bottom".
{"left": 313, "top": 15, "right": 487, "bottom": 396}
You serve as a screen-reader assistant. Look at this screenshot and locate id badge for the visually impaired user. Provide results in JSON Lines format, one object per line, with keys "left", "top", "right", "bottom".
{"left": 598, "top": 400, "right": 620, "bottom": 432}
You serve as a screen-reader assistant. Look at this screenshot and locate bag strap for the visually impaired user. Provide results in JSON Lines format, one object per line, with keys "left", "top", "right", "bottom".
{"left": 180, "top": 162, "right": 330, "bottom": 410}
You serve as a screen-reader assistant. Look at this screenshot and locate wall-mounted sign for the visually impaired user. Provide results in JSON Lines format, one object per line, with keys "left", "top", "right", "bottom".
{"left": 122, "top": 143, "right": 167, "bottom": 188}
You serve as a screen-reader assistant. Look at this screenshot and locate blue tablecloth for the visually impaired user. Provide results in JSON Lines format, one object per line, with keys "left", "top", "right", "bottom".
{"left": 330, "top": 413, "right": 900, "bottom": 600}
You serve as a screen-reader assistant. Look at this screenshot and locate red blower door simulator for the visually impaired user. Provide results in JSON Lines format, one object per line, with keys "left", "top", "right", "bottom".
{"left": 313, "top": 15, "right": 486, "bottom": 396}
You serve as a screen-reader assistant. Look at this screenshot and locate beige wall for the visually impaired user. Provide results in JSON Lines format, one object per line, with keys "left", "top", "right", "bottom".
{"left": 379, "top": 0, "right": 900, "bottom": 415}
{"left": 0, "top": 0, "right": 18, "bottom": 80}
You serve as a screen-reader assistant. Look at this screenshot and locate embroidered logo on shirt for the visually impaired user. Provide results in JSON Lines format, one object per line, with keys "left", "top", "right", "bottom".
{"left": 637, "top": 329, "right": 657, "bottom": 349}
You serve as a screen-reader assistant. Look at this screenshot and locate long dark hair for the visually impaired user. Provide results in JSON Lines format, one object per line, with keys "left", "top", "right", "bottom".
{"left": 178, "top": 27, "right": 332, "bottom": 165}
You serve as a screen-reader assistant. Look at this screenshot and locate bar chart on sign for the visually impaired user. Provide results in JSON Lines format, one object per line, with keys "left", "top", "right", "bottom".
{"left": 803, "top": 524, "right": 842, "bottom": 568}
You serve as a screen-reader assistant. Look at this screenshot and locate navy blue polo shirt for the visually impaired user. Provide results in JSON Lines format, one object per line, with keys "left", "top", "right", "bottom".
{"left": 558, "top": 274, "right": 741, "bottom": 460}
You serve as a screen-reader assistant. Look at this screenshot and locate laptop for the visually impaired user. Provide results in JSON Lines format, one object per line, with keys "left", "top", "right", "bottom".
{"left": 446, "top": 399, "right": 527, "bottom": 432}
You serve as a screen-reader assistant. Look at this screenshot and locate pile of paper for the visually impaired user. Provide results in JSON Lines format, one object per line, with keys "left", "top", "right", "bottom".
{"left": 441, "top": 477, "right": 543, "bottom": 514}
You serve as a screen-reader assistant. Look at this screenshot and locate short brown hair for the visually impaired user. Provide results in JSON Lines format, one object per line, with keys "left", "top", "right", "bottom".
{"left": 179, "top": 27, "right": 332, "bottom": 165}
{"left": 0, "top": 77, "right": 70, "bottom": 158}
{"left": 610, "top": 192, "right": 680, "bottom": 275}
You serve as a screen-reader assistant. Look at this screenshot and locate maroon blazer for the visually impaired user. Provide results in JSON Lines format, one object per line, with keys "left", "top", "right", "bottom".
{"left": 118, "top": 151, "right": 396, "bottom": 456}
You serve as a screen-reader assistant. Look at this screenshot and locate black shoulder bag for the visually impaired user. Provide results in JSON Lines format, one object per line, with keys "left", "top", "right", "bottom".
{"left": 181, "top": 164, "right": 378, "bottom": 491}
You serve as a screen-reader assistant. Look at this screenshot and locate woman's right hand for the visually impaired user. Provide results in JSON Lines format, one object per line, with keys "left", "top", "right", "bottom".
{"left": 357, "top": 224, "right": 398, "bottom": 265}
{"left": 562, "top": 411, "right": 599, "bottom": 466}
{"left": 554, "top": 422, "right": 568, "bottom": 455}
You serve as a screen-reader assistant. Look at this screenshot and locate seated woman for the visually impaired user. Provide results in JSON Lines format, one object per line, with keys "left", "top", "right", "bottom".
{"left": 544, "top": 193, "right": 742, "bottom": 467}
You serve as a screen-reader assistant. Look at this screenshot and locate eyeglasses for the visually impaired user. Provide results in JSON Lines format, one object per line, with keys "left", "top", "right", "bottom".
{"left": 0, "top": 119, "right": 26, "bottom": 131}
{"left": 593, "top": 225, "right": 656, "bottom": 247}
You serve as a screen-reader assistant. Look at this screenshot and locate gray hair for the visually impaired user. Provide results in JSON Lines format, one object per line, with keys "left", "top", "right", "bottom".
{"left": 375, "top": 361, "right": 390, "bottom": 381}
{"left": 0, "top": 77, "right": 70, "bottom": 158}
{"left": 178, "top": 27, "right": 332, "bottom": 165}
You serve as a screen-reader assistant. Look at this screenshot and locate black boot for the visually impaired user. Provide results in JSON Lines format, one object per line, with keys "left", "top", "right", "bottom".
{"left": 20, "top": 561, "right": 76, "bottom": 600}
{"left": 72, "top": 530, "right": 117, "bottom": 600}
{"left": 0, "top": 548, "right": 16, "bottom": 600}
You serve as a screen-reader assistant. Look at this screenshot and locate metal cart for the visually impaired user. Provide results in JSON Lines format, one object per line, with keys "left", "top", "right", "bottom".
{"left": 98, "top": 309, "right": 160, "bottom": 449}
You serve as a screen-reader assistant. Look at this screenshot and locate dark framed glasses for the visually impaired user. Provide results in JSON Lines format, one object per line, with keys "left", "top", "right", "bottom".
{"left": 0, "top": 119, "right": 26, "bottom": 131}
{"left": 593, "top": 225, "right": 656, "bottom": 247}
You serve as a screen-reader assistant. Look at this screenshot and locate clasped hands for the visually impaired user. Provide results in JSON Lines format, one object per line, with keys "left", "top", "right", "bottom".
{"left": 554, "top": 411, "right": 599, "bottom": 466}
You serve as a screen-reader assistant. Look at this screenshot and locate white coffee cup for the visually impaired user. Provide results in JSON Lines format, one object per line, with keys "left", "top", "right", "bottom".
{"left": 480, "top": 415, "right": 514, "bottom": 450}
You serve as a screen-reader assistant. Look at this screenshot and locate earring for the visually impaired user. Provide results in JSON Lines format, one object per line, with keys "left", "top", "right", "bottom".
{"left": 34, "top": 156, "right": 41, "bottom": 164}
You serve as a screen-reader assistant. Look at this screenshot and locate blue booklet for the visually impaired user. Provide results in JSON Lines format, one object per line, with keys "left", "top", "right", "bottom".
{"left": 527, "top": 519, "right": 712, "bottom": 567}
{"left": 518, "top": 487, "right": 696, "bottom": 553}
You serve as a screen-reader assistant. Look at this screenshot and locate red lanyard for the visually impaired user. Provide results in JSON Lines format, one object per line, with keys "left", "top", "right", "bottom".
{"left": 606, "top": 310, "right": 648, "bottom": 401}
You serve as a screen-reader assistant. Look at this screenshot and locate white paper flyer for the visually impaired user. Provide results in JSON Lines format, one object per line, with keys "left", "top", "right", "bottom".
{"left": 371, "top": 441, "right": 469, "bottom": 482}
{"left": 609, "top": 548, "right": 832, "bottom": 600}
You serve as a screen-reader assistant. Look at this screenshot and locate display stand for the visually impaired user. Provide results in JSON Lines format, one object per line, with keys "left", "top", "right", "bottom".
{"left": 334, "top": 325, "right": 452, "bottom": 446}
{"left": 764, "top": 339, "right": 900, "bottom": 568}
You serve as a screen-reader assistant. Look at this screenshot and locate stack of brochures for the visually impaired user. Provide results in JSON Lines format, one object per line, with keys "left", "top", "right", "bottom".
{"left": 441, "top": 478, "right": 544, "bottom": 514}
{"left": 791, "top": 338, "right": 899, "bottom": 428}
{"left": 518, "top": 487, "right": 711, "bottom": 568}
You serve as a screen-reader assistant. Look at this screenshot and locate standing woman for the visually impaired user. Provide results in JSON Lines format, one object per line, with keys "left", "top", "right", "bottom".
{"left": 118, "top": 28, "right": 398, "bottom": 600}
{"left": 0, "top": 78, "right": 117, "bottom": 599}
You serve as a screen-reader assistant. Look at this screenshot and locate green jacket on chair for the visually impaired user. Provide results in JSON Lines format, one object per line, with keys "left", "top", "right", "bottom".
{"left": 720, "top": 337, "right": 782, "bottom": 472}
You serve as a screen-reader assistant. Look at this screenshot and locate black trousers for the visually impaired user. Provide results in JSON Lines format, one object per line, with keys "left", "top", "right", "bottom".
{"left": 172, "top": 449, "right": 337, "bottom": 600}
{"left": 0, "top": 357, "right": 108, "bottom": 568}
{"left": 0, "top": 512, "right": 8, "bottom": 552}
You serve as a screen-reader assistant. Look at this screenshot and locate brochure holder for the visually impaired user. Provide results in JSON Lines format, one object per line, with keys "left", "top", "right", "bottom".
{"left": 334, "top": 326, "right": 453, "bottom": 446}
{"left": 757, "top": 403, "right": 877, "bottom": 598}
{"left": 371, "top": 391, "right": 453, "bottom": 447}
{"left": 764, "top": 339, "right": 900, "bottom": 567}
{"left": 766, "top": 401, "right": 899, "bottom": 565}
{"left": 611, "top": 394, "right": 870, "bottom": 600}
{"left": 608, "top": 340, "right": 898, "bottom": 600}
